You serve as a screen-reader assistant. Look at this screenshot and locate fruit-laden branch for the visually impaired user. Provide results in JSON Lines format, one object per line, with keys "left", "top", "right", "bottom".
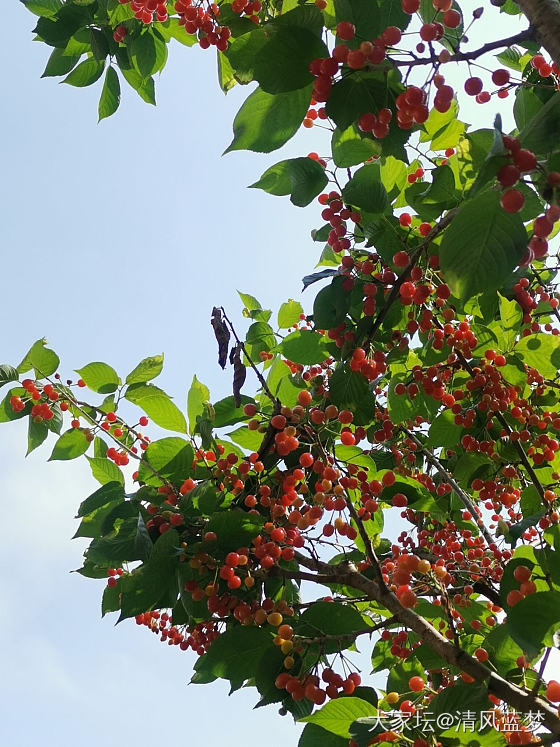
{"left": 390, "top": 28, "right": 535, "bottom": 68}
{"left": 289, "top": 551, "right": 560, "bottom": 737}
{"left": 295, "top": 616, "right": 397, "bottom": 645}
{"left": 402, "top": 427, "right": 495, "bottom": 547}
{"left": 515, "top": 0, "right": 560, "bottom": 67}
{"left": 365, "top": 207, "right": 458, "bottom": 347}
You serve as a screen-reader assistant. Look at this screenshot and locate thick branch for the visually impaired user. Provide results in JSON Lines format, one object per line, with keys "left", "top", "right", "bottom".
{"left": 292, "top": 552, "right": 560, "bottom": 737}
{"left": 515, "top": 0, "right": 560, "bottom": 67}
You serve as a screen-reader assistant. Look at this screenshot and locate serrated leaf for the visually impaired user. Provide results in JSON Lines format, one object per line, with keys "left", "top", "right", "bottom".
{"left": 300, "top": 697, "right": 376, "bottom": 738}
{"left": 250, "top": 157, "right": 328, "bottom": 207}
{"left": 137, "top": 437, "right": 194, "bottom": 486}
{"left": 225, "top": 84, "right": 312, "bottom": 154}
{"left": 187, "top": 375, "right": 210, "bottom": 435}
{"left": 63, "top": 57, "right": 105, "bottom": 87}
{"left": 281, "top": 330, "right": 330, "bottom": 365}
{"left": 27, "top": 419, "right": 48, "bottom": 455}
{"left": 332, "top": 124, "right": 379, "bottom": 168}
{"left": 125, "top": 355, "right": 164, "bottom": 385}
{"left": 42, "top": 48, "right": 81, "bottom": 77}
{"left": 439, "top": 191, "right": 527, "bottom": 301}
{"left": 126, "top": 383, "right": 187, "bottom": 433}
{"left": 278, "top": 300, "right": 303, "bottom": 328}
{"left": 98, "top": 66, "right": 120, "bottom": 121}
{"left": 18, "top": 338, "right": 60, "bottom": 377}
{"left": 75, "top": 362, "right": 120, "bottom": 394}
{"left": 342, "top": 163, "right": 389, "bottom": 214}
{"left": 513, "top": 333, "right": 560, "bottom": 379}
{"left": 253, "top": 26, "right": 327, "bottom": 94}
{"left": 87, "top": 456, "right": 125, "bottom": 486}
{"left": 49, "top": 428, "right": 90, "bottom": 461}
{"left": 0, "top": 365, "right": 19, "bottom": 388}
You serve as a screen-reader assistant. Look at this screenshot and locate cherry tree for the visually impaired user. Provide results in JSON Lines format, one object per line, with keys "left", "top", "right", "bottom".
{"left": 4, "top": 0, "right": 560, "bottom": 744}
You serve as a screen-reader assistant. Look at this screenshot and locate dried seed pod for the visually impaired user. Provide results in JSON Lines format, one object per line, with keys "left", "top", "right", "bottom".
{"left": 211, "top": 307, "right": 230, "bottom": 369}
{"left": 231, "top": 343, "right": 246, "bottom": 407}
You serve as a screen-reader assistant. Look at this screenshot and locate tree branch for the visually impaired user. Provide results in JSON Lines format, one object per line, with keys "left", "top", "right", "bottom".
{"left": 291, "top": 552, "right": 560, "bottom": 737}
{"left": 402, "top": 427, "right": 495, "bottom": 547}
{"left": 389, "top": 28, "right": 535, "bottom": 69}
{"left": 365, "top": 208, "right": 458, "bottom": 348}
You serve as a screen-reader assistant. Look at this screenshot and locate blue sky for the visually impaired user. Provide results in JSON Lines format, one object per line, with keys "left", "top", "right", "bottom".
{"left": 1, "top": 3, "right": 558, "bottom": 746}
{"left": 1, "top": 3, "right": 324, "bottom": 745}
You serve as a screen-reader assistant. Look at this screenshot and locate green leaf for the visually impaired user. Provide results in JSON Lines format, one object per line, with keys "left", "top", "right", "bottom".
{"left": 300, "top": 697, "right": 376, "bottom": 738}
{"left": 342, "top": 163, "right": 389, "bottom": 214}
{"left": 325, "top": 72, "right": 389, "bottom": 132}
{"left": 498, "top": 292, "right": 522, "bottom": 350}
{"left": 505, "top": 590, "right": 560, "bottom": 659}
{"left": 42, "top": 47, "right": 81, "bottom": 77}
{"left": 225, "top": 84, "right": 312, "bottom": 154}
{"left": 22, "top": 0, "right": 63, "bottom": 17}
{"left": 75, "top": 361, "right": 120, "bottom": 394}
{"left": 125, "top": 354, "right": 164, "bottom": 385}
{"left": 333, "top": 0, "right": 383, "bottom": 41}
{"left": 427, "top": 409, "right": 463, "bottom": 448}
{"left": 298, "top": 601, "right": 368, "bottom": 653}
{"left": 313, "top": 277, "right": 351, "bottom": 329}
{"left": 0, "top": 365, "right": 19, "bottom": 388}
{"left": 157, "top": 17, "right": 197, "bottom": 46}
{"left": 298, "top": 724, "right": 349, "bottom": 747}
{"left": 329, "top": 364, "right": 374, "bottom": 426}
{"left": 18, "top": 338, "right": 60, "bottom": 377}
{"left": 253, "top": 27, "right": 327, "bottom": 94}
{"left": 193, "top": 626, "right": 272, "bottom": 690}
{"left": 513, "top": 333, "right": 560, "bottom": 379}
{"left": 98, "top": 66, "right": 120, "bottom": 121}
{"left": 27, "top": 419, "right": 48, "bottom": 455}
{"left": 277, "top": 300, "right": 304, "bottom": 328}
{"left": 420, "top": 98, "right": 465, "bottom": 151}
{"left": 187, "top": 375, "right": 210, "bottom": 435}
{"left": 388, "top": 373, "right": 439, "bottom": 425}
{"left": 281, "top": 330, "right": 330, "bottom": 365}
{"left": 126, "top": 383, "right": 187, "bottom": 433}
{"left": 63, "top": 57, "right": 105, "bottom": 87}
{"left": 217, "top": 49, "right": 236, "bottom": 93}
{"left": 514, "top": 87, "right": 543, "bottom": 132}
{"left": 213, "top": 395, "right": 255, "bottom": 427}
{"left": 250, "top": 157, "right": 328, "bottom": 207}
{"left": 87, "top": 456, "right": 125, "bottom": 486}
{"left": 77, "top": 481, "right": 124, "bottom": 517}
{"left": 117, "top": 528, "right": 180, "bottom": 621}
{"left": 332, "top": 125, "right": 379, "bottom": 168}
{"left": 130, "top": 30, "right": 166, "bottom": 78}
{"left": 439, "top": 191, "right": 527, "bottom": 301}
{"left": 49, "top": 428, "right": 90, "bottom": 461}
{"left": 519, "top": 91, "right": 560, "bottom": 156}
{"left": 120, "top": 67, "right": 156, "bottom": 104}
{"left": 204, "top": 512, "right": 265, "bottom": 551}
{"left": 137, "top": 437, "right": 194, "bottom": 486}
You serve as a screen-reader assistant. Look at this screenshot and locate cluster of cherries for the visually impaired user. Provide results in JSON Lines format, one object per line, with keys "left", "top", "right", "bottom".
{"left": 117, "top": 0, "right": 168, "bottom": 25}
{"left": 10, "top": 378, "right": 59, "bottom": 420}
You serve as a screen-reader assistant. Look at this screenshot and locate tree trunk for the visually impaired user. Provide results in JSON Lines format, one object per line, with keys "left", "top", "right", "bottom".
{"left": 516, "top": 0, "right": 560, "bottom": 66}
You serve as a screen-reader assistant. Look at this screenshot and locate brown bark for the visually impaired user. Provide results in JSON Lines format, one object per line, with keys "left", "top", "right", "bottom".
{"left": 516, "top": 0, "right": 560, "bottom": 67}
{"left": 289, "top": 552, "right": 560, "bottom": 738}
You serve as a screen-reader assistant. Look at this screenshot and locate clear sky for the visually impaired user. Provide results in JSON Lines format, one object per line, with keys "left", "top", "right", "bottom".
{"left": 0, "top": 3, "right": 555, "bottom": 747}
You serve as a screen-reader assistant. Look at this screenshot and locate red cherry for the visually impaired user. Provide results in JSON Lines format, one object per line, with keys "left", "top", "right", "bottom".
{"left": 464, "top": 77, "right": 483, "bottom": 96}
{"left": 497, "top": 164, "right": 520, "bottom": 187}
{"left": 500, "top": 189, "right": 524, "bottom": 213}
{"left": 336, "top": 21, "right": 355, "bottom": 40}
